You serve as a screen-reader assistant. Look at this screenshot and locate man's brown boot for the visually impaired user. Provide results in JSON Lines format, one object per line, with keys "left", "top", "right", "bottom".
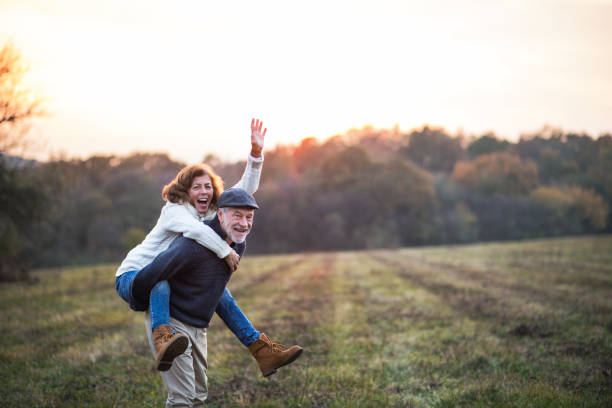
{"left": 248, "top": 333, "right": 303, "bottom": 377}
{"left": 153, "top": 324, "right": 189, "bottom": 371}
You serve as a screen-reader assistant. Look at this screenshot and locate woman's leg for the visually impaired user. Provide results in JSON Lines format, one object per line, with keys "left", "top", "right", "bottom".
{"left": 116, "top": 271, "right": 172, "bottom": 332}
{"left": 215, "top": 288, "right": 260, "bottom": 347}
{"left": 115, "top": 270, "right": 139, "bottom": 304}
{"left": 116, "top": 270, "right": 186, "bottom": 371}
{"left": 150, "top": 280, "right": 172, "bottom": 333}
{"left": 148, "top": 280, "right": 188, "bottom": 371}
{"left": 216, "top": 288, "right": 304, "bottom": 377}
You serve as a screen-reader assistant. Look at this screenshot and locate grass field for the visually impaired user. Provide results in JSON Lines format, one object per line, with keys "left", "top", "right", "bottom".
{"left": 1, "top": 235, "right": 611, "bottom": 407}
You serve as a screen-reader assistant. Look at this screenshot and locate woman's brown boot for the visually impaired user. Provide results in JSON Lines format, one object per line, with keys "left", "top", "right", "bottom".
{"left": 153, "top": 324, "right": 189, "bottom": 371}
{"left": 248, "top": 333, "right": 303, "bottom": 377}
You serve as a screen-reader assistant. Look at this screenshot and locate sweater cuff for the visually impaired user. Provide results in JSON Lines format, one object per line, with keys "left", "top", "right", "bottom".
{"left": 248, "top": 153, "right": 264, "bottom": 169}
{"left": 216, "top": 244, "right": 232, "bottom": 259}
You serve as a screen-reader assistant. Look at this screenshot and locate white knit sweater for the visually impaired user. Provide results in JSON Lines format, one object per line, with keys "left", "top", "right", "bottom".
{"left": 115, "top": 154, "right": 263, "bottom": 277}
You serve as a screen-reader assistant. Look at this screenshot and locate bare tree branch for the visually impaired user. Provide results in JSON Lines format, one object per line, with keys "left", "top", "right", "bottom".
{"left": 0, "top": 42, "right": 45, "bottom": 155}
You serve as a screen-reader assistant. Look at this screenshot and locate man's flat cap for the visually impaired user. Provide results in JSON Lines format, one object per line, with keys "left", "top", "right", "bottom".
{"left": 218, "top": 187, "right": 259, "bottom": 209}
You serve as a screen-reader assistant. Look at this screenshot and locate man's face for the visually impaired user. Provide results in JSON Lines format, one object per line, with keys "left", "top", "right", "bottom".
{"left": 218, "top": 207, "right": 255, "bottom": 244}
{"left": 189, "top": 174, "right": 213, "bottom": 214}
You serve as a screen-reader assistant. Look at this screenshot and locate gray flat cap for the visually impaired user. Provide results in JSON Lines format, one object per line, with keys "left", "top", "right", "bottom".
{"left": 218, "top": 187, "right": 259, "bottom": 209}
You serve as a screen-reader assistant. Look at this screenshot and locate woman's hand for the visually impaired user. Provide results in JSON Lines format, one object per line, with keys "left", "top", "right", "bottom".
{"left": 224, "top": 249, "right": 240, "bottom": 273}
{"left": 250, "top": 118, "right": 266, "bottom": 158}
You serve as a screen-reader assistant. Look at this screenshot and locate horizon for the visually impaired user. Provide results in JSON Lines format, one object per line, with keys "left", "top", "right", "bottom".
{"left": 3, "top": 121, "right": 610, "bottom": 165}
{"left": 2, "top": 0, "right": 611, "bottom": 164}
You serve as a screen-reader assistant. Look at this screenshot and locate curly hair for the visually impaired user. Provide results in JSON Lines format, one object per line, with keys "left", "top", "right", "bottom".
{"left": 162, "top": 163, "right": 224, "bottom": 209}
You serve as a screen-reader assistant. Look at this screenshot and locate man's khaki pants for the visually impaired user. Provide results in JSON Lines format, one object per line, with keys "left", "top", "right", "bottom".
{"left": 145, "top": 311, "right": 208, "bottom": 407}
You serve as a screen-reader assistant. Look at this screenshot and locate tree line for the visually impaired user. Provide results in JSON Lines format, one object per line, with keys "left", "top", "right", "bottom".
{"left": 1, "top": 125, "right": 610, "bottom": 280}
{"left": 248, "top": 126, "right": 610, "bottom": 252}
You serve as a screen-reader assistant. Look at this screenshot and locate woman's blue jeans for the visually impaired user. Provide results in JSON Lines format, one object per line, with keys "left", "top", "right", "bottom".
{"left": 216, "top": 287, "right": 260, "bottom": 346}
{"left": 115, "top": 271, "right": 260, "bottom": 346}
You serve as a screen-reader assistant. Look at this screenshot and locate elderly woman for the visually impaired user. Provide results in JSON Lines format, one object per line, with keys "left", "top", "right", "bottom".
{"left": 115, "top": 119, "right": 301, "bottom": 376}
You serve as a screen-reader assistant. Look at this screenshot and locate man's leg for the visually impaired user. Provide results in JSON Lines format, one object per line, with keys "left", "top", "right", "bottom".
{"left": 190, "top": 326, "right": 208, "bottom": 408}
{"left": 146, "top": 311, "right": 208, "bottom": 407}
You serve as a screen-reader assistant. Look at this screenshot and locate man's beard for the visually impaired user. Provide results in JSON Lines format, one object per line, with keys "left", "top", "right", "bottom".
{"left": 222, "top": 217, "right": 249, "bottom": 244}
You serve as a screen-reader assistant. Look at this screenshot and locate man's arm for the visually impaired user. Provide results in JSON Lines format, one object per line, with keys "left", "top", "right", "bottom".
{"left": 232, "top": 118, "right": 266, "bottom": 194}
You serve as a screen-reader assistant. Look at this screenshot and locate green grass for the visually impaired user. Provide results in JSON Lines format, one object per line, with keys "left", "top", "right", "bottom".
{"left": 1, "top": 235, "right": 611, "bottom": 407}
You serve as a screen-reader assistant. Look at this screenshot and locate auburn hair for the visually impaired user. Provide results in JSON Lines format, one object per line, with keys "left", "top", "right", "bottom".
{"left": 162, "top": 163, "right": 224, "bottom": 209}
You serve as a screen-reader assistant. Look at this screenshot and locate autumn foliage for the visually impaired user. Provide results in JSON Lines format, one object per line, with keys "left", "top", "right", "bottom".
{"left": 452, "top": 153, "right": 539, "bottom": 196}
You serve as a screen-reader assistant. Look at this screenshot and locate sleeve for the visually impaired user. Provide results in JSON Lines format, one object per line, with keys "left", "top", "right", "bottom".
{"left": 161, "top": 203, "right": 232, "bottom": 259}
{"left": 231, "top": 153, "right": 264, "bottom": 194}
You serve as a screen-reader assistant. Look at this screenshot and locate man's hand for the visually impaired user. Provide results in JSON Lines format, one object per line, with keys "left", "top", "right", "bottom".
{"left": 250, "top": 118, "right": 266, "bottom": 158}
{"left": 224, "top": 249, "right": 240, "bottom": 273}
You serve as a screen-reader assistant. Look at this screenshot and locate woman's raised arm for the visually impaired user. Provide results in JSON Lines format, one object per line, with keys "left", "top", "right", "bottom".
{"left": 233, "top": 118, "right": 266, "bottom": 194}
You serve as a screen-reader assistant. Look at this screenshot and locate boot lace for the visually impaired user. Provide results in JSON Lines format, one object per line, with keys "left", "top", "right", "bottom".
{"left": 155, "top": 332, "right": 175, "bottom": 347}
{"left": 271, "top": 341, "right": 285, "bottom": 352}
{"left": 258, "top": 334, "right": 286, "bottom": 352}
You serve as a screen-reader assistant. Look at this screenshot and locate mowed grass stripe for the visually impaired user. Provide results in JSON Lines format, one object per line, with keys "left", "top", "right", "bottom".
{"left": 325, "top": 252, "right": 448, "bottom": 407}
{"left": 363, "top": 255, "right": 591, "bottom": 407}
{"left": 366, "top": 241, "right": 612, "bottom": 407}
{"left": 373, "top": 246, "right": 611, "bottom": 332}
{"left": 297, "top": 252, "right": 399, "bottom": 407}
{"left": 0, "top": 264, "right": 166, "bottom": 407}
{"left": 1, "top": 265, "right": 135, "bottom": 357}
{"left": 349, "top": 251, "right": 508, "bottom": 407}
{"left": 405, "top": 237, "right": 612, "bottom": 295}
{"left": 228, "top": 253, "right": 309, "bottom": 298}
{"left": 395, "top": 237, "right": 612, "bottom": 338}
{"left": 207, "top": 253, "right": 338, "bottom": 407}
{"left": 398, "top": 237, "right": 612, "bottom": 311}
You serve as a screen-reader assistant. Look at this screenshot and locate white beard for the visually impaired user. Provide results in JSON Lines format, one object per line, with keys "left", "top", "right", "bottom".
{"left": 221, "top": 217, "right": 248, "bottom": 244}
{"left": 229, "top": 231, "right": 247, "bottom": 244}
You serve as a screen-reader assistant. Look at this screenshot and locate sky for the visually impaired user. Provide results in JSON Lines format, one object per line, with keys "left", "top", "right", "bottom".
{"left": 1, "top": 0, "right": 611, "bottom": 163}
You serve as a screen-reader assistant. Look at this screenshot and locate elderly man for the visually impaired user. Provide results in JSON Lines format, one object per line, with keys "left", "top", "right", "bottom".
{"left": 131, "top": 188, "right": 303, "bottom": 407}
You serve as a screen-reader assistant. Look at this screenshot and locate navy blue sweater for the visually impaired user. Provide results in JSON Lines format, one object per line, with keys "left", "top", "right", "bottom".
{"left": 131, "top": 215, "right": 245, "bottom": 328}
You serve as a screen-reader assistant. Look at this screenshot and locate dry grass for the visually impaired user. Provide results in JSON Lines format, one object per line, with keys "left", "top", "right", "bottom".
{"left": 1, "top": 235, "right": 611, "bottom": 407}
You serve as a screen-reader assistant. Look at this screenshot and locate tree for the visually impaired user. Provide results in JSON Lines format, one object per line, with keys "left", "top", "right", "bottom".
{"left": 530, "top": 185, "right": 608, "bottom": 233}
{"left": 452, "top": 153, "right": 539, "bottom": 196}
{"left": 293, "top": 137, "right": 322, "bottom": 175}
{"left": 0, "top": 43, "right": 46, "bottom": 280}
{"left": 0, "top": 42, "right": 44, "bottom": 154}
{"left": 399, "top": 126, "right": 464, "bottom": 173}
{"left": 319, "top": 145, "right": 373, "bottom": 190}
{"left": 0, "top": 159, "right": 46, "bottom": 280}
{"left": 367, "top": 159, "right": 437, "bottom": 245}
{"left": 34, "top": 153, "right": 181, "bottom": 266}
{"left": 467, "top": 132, "right": 510, "bottom": 159}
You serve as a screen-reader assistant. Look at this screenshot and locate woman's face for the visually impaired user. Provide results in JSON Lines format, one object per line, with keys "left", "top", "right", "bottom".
{"left": 189, "top": 174, "right": 213, "bottom": 214}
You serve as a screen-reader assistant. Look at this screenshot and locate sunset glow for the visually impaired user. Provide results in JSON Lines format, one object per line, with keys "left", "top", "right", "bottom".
{"left": 1, "top": 0, "right": 611, "bottom": 163}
